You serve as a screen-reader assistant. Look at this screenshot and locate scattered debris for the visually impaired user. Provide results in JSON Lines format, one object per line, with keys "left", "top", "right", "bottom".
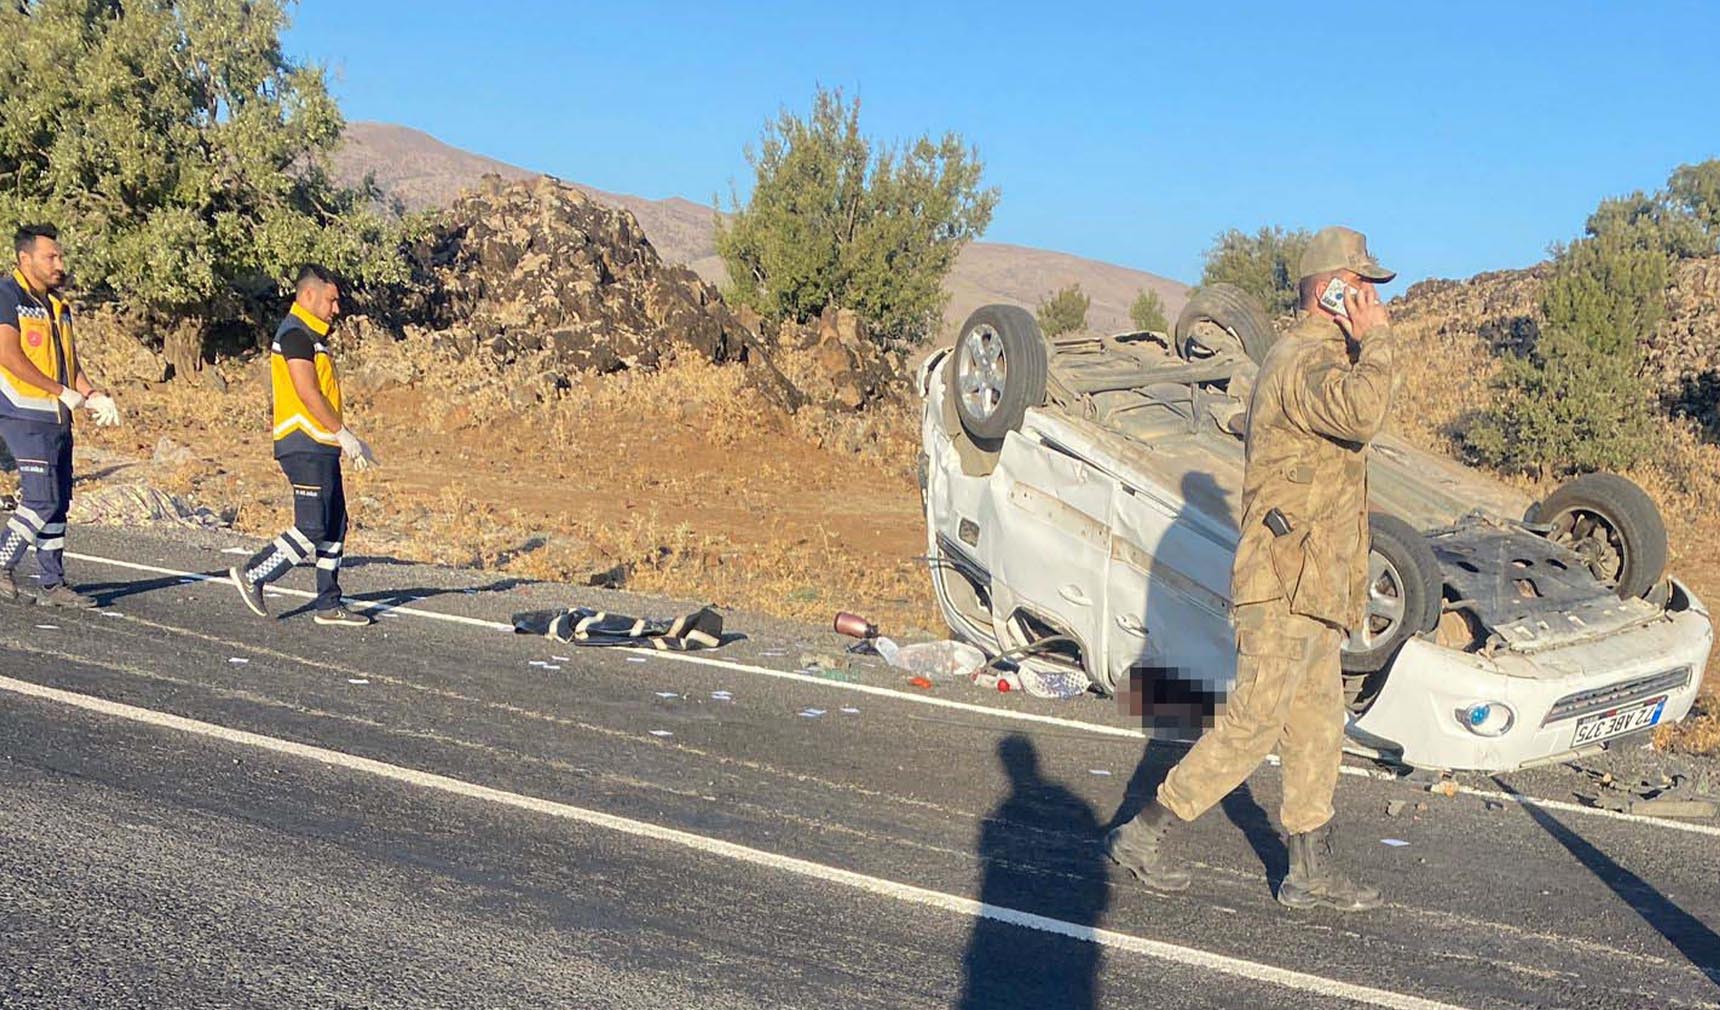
{"left": 1415, "top": 801, "right": 1429, "bottom": 814}
{"left": 1570, "top": 761, "right": 1717, "bottom": 818}
{"left": 649, "top": 730, "right": 674, "bottom": 738}
{"left": 874, "top": 637, "right": 986, "bottom": 680}
{"left": 514, "top": 605, "right": 723, "bottom": 650}
{"left": 1428, "top": 779, "right": 1460, "bottom": 798}
{"left": 908, "top": 676, "right": 934, "bottom": 690}
{"left": 799, "top": 709, "right": 827, "bottom": 719}
{"left": 1386, "top": 800, "right": 1407, "bottom": 818}
{"left": 834, "top": 611, "right": 882, "bottom": 641}
{"left": 227, "top": 658, "right": 249, "bottom": 665}
{"left": 347, "top": 678, "right": 369, "bottom": 685}
{"left": 1381, "top": 839, "right": 1411, "bottom": 848}
{"left": 840, "top": 707, "right": 860, "bottom": 715}
{"left": 220, "top": 546, "right": 251, "bottom": 556}
{"left": 1089, "top": 769, "right": 1113, "bottom": 777}
{"left": 33, "top": 624, "right": 57, "bottom": 630}
{"left": 654, "top": 692, "right": 679, "bottom": 699}
{"left": 1484, "top": 800, "right": 1505, "bottom": 812}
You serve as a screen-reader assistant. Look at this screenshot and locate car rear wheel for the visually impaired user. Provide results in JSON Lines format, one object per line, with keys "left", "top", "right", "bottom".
{"left": 947, "top": 305, "right": 1049, "bottom": 448}
{"left": 1342, "top": 513, "right": 1442, "bottom": 706}
{"left": 1174, "top": 283, "right": 1280, "bottom": 366}
{"left": 1527, "top": 473, "right": 1667, "bottom": 599}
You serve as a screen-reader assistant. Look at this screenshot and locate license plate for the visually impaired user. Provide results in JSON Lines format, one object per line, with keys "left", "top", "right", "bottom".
{"left": 1572, "top": 696, "right": 1668, "bottom": 746}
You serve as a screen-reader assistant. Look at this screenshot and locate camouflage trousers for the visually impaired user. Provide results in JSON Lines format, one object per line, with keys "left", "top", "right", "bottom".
{"left": 1157, "top": 598, "right": 1346, "bottom": 835}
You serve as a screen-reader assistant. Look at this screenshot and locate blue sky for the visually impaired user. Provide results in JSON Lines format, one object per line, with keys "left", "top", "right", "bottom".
{"left": 287, "top": 1, "right": 1720, "bottom": 287}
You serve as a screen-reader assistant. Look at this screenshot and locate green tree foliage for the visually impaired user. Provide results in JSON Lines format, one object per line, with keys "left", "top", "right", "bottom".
{"left": 716, "top": 86, "right": 998, "bottom": 346}
{"left": 1666, "top": 159, "right": 1720, "bottom": 249}
{"left": 1128, "top": 288, "right": 1169, "bottom": 333}
{"left": 1036, "top": 283, "right": 1089, "bottom": 337}
{"left": 1467, "top": 158, "right": 1720, "bottom": 477}
{"left": 1465, "top": 230, "right": 1665, "bottom": 477}
{"left": 1584, "top": 159, "right": 1720, "bottom": 258}
{"left": 1198, "top": 226, "right": 1311, "bottom": 317}
{"left": 0, "top": 0, "right": 408, "bottom": 336}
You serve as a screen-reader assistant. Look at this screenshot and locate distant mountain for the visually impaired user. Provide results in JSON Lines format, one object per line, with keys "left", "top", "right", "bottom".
{"left": 333, "top": 121, "right": 1188, "bottom": 336}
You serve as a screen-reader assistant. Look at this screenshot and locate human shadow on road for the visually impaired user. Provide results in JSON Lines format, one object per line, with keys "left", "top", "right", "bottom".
{"left": 273, "top": 578, "right": 530, "bottom": 621}
{"left": 1220, "top": 785, "right": 1289, "bottom": 892}
{"left": 1493, "top": 776, "right": 1720, "bottom": 986}
{"left": 958, "top": 735, "right": 1107, "bottom": 1010}
{"left": 77, "top": 571, "right": 219, "bottom": 606}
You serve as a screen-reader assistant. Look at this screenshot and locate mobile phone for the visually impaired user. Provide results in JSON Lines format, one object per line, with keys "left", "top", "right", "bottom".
{"left": 1318, "top": 277, "right": 1352, "bottom": 318}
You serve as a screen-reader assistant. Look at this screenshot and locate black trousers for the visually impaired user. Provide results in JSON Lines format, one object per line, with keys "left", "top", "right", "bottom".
{"left": 242, "top": 452, "right": 347, "bottom": 610}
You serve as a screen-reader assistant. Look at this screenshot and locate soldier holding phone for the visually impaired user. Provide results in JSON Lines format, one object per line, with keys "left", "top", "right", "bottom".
{"left": 1107, "top": 226, "right": 1398, "bottom": 912}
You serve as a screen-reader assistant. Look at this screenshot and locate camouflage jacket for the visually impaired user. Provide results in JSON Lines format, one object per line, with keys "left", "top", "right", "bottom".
{"left": 1230, "top": 313, "right": 1398, "bottom": 631}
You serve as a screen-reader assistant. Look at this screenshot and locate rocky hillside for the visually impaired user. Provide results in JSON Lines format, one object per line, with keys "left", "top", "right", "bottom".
{"left": 332, "top": 122, "right": 1189, "bottom": 337}
{"left": 1390, "top": 256, "right": 1720, "bottom": 436}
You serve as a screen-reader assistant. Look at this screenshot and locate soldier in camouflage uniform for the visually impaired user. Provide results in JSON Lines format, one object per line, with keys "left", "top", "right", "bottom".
{"left": 1107, "top": 226, "right": 1399, "bottom": 912}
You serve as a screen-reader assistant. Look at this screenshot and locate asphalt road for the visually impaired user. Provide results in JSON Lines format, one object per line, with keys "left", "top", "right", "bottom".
{"left": 2, "top": 525, "right": 1718, "bottom": 1009}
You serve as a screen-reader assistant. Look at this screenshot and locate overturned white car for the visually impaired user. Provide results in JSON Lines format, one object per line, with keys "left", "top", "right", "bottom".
{"left": 917, "top": 287, "right": 1712, "bottom": 772}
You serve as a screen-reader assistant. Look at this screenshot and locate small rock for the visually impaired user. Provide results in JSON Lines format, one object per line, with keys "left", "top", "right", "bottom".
{"left": 1386, "top": 800, "right": 1407, "bottom": 817}
{"left": 1428, "top": 779, "right": 1460, "bottom": 798}
{"left": 152, "top": 437, "right": 194, "bottom": 467}
{"left": 1484, "top": 800, "right": 1505, "bottom": 812}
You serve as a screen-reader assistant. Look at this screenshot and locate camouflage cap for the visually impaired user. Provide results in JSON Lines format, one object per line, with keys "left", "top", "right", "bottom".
{"left": 1298, "top": 226, "right": 1396, "bottom": 283}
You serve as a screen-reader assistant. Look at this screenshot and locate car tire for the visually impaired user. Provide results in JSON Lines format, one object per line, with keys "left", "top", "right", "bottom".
{"left": 1174, "top": 283, "right": 1280, "bottom": 366}
{"left": 946, "top": 304, "right": 1048, "bottom": 448}
{"left": 1527, "top": 473, "right": 1668, "bottom": 599}
{"left": 1342, "top": 513, "right": 1442, "bottom": 681}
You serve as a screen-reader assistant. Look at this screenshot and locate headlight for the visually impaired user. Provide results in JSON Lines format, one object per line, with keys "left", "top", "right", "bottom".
{"left": 1459, "top": 702, "right": 1516, "bottom": 737}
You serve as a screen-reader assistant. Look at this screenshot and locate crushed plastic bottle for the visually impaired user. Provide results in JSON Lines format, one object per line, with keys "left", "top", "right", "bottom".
{"left": 873, "top": 637, "right": 986, "bottom": 681}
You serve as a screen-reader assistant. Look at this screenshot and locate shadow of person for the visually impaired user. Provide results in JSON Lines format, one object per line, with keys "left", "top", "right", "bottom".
{"left": 958, "top": 735, "right": 1106, "bottom": 1010}
{"left": 272, "top": 577, "right": 531, "bottom": 621}
{"left": 1493, "top": 776, "right": 1720, "bottom": 987}
{"left": 75, "top": 572, "right": 224, "bottom": 606}
{"left": 1112, "top": 467, "right": 1291, "bottom": 889}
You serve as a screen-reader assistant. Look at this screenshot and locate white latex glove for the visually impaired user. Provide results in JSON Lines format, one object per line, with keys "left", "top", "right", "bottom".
{"left": 57, "top": 387, "right": 86, "bottom": 411}
{"left": 335, "top": 427, "right": 378, "bottom": 470}
{"left": 85, "top": 392, "right": 121, "bottom": 427}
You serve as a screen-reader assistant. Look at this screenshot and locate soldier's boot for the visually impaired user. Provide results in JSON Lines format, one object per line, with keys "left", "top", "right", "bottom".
{"left": 1105, "top": 801, "right": 1191, "bottom": 892}
{"left": 1278, "top": 824, "right": 1383, "bottom": 912}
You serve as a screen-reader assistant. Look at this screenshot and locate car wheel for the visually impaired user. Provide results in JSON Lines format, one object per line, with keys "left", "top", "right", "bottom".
{"left": 1527, "top": 472, "right": 1668, "bottom": 599}
{"left": 1174, "top": 283, "right": 1279, "bottom": 366}
{"left": 1342, "top": 513, "right": 1442, "bottom": 687}
{"left": 946, "top": 304, "right": 1048, "bottom": 448}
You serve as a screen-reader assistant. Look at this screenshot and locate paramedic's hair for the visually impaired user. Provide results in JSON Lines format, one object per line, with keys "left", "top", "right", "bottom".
{"left": 295, "top": 262, "right": 337, "bottom": 293}
{"left": 13, "top": 224, "right": 57, "bottom": 256}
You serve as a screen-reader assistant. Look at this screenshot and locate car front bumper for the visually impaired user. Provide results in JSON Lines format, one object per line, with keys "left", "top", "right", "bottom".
{"left": 1349, "top": 582, "right": 1714, "bottom": 772}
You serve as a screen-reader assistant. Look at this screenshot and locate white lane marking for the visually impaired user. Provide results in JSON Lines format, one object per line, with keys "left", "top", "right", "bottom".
{"left": 64, "top": 549, "right": 1720, "bottom": 840}
{"left": 0, "top": 673, "right": 1474, "bottom": 1010}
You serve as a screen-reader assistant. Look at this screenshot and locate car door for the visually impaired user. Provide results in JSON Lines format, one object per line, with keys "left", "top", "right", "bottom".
{"left": 986, "top": 431, "right": 1116, "bottom": 677}
{"left": 1106, "top": 477, "right": 1239, "bottom": 704}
